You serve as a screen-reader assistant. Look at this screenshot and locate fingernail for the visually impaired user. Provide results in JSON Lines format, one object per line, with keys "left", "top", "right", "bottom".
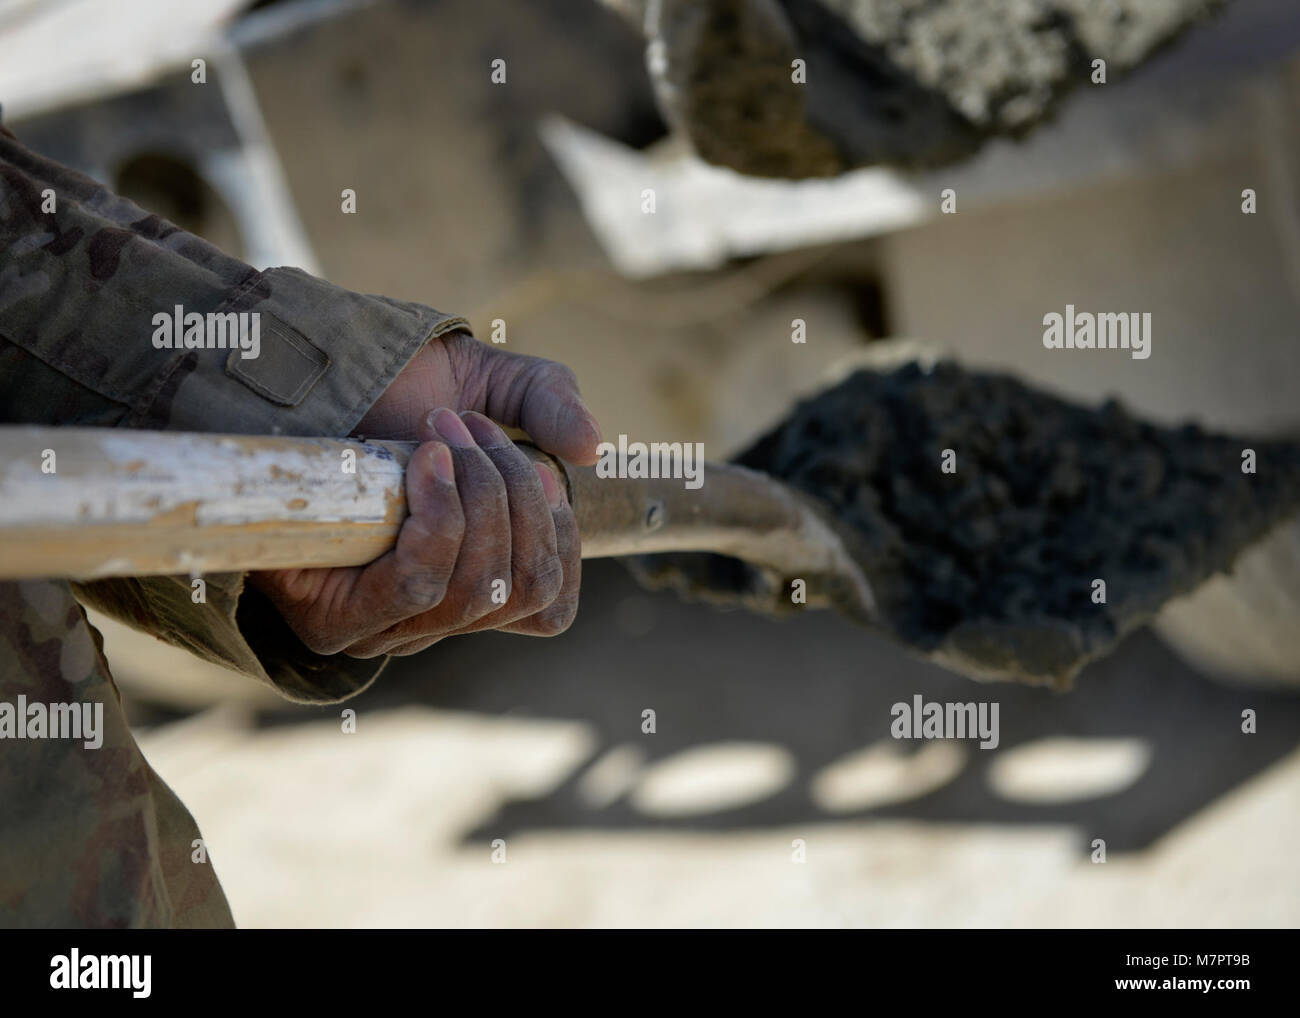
{"left": 431, "top": 407, "right": 475, "bottom": 447}
{"left": 430, "top": 442, "right": 455, "bottom": 485}
{"left": 535, "top": 463, "right": 565, "bottom": 508}
{"left": 461, "top": 411, "right": 510, "bottom": 448}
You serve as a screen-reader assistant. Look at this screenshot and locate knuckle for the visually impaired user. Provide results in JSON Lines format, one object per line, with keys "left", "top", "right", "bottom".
{"left": 396, "top": 570, "right": 450, "bottom": 611}
{"left": 341, "top": 639, "right": 391, "bottom": 660}
{"left": 446, "top": 584, "right": 502, "bottom": 628}
{"left": 536, "top": 364, "right": 581, "bottom": 401}
{"left": 388, "top": 636, "right": 442, "bottom": 657}
{"left": 299, "top": 622, "right": 348, "bottom": 657}
{"left": 476, "top": 576, "right": 509, "bottom": 616}
{"left": 434, "top": 504, "right": 466, "bottom": 542}
{"left": 461, "top": 472, "right": 509, "bottom": 520}
{"left": 543, "top": 361, "right": 579, "bottom": 389}
{"left": 500, "top": 453, "right": 539, "bottom": 486}
{"left": 270, "top": 572, "right": 319, "bottom": 612}
{"left": 405, "top": 511, "right": 464, "bottom": 551}
{"left": 516, "top": 554, "right": 564, "bottom": 608}
{"left": 531, "top": 598, "right": 578, "bottom": 636}
{"left": 395, "top": 523, "right": 463, "bottom": 612}
{"left": 440, "top": 600, "right": 477, "bottom": 630}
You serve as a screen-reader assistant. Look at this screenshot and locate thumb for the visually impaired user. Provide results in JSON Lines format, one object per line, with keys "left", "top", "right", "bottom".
{"left": 475, "top": 346, "right": 603, "bottom": 465}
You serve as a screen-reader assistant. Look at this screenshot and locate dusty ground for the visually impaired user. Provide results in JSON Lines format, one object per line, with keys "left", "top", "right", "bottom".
{"left": 128, "top": 560, "right": 1300, "bottom": 928}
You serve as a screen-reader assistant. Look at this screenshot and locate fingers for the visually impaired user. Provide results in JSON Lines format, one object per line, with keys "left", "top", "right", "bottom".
{"left": 496, "top": 460, "right": 581, "bottom": 637}
{"left": 476, "top": 345, "right": 602, "bottom": 466}
{"left": 342, "top": 407, "right": 579, "bottom": 656}
{"left": 324, "top": 439, "right": 466, "bottom": 652}
{"left": 433, "top": 412, "right": 565, "bottom": 635}
{"left": 268, "top": 398, "right": 586, "bottom": 660}
{"left": 342, "top": 409, "right": 514, "bottom": 657}
{"left": 382, "top": 458, "right": 579, "bottom": 654}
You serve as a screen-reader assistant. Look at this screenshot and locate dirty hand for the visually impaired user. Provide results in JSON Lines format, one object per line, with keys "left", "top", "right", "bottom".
{"left": 249, "top": 330, "right": 601, "bottom": 657}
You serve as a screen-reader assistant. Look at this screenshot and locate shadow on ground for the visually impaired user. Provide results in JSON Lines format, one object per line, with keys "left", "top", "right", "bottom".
{"left": 252, "top": 560, "right": 1300, "bottom": 855}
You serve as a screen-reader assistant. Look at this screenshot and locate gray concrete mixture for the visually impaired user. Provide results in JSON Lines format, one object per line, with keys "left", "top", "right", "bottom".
{"left": 640, "top": 0, "right": 1229, "bottom": 175}
{"left": 633, "top": 362, "right": 1300, "bottom": 686}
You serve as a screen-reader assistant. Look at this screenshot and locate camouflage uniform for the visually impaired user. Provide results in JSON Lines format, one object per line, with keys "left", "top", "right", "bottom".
{"left": 0, "top": 122, "right": 469, "bottom": 926}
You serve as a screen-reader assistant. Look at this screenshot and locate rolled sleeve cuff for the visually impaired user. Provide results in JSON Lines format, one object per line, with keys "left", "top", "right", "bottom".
{"left": 135, "top": 265, "right": 471, "bottom": 438}
{"left": 73, "top": 572, "right": 382, "bottom": 705}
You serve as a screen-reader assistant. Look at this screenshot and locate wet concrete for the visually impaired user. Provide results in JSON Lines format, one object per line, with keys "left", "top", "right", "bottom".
{"left": 636, "top": 362, "right": 1300, "bottom": 686}
{"left": 805, "top": 0, "right": 1228, "bottom": 134}
{"left": 793, "top": 0, "right": 1229, "bottom": 169}
{"left": 649, "top": 0, "right": 1229, "bottom": 176}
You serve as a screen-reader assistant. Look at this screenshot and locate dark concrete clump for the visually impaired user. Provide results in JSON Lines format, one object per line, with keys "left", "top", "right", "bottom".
{"left": 636, "top": 363, "right": 1300, "bottom": 686}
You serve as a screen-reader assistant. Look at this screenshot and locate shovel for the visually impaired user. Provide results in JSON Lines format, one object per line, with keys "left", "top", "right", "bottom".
{"left": 3, "top": 363, "right": 1297, "bottom": 687}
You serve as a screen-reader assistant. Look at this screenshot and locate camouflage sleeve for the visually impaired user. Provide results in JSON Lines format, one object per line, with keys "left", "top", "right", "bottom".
{"left": 0, "top": 579, "right": 234, "bottom": 927}
{"left": 0, "top": 123, "right": 469, "bottom": 703}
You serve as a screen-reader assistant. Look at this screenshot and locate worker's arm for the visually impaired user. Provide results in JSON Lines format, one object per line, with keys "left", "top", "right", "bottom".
{"left": 0, "top": 124, "right": 599, "bottom": 703}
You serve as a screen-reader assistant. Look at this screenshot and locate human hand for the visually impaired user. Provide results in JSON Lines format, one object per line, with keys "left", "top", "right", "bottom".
{"left": 249, "top": 330, "right": 600, "bottom": 656}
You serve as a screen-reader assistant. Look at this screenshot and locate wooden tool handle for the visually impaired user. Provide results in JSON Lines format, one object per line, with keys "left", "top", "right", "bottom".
{"left": 0, "top": 426, "right": 873, "bottom": 618}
